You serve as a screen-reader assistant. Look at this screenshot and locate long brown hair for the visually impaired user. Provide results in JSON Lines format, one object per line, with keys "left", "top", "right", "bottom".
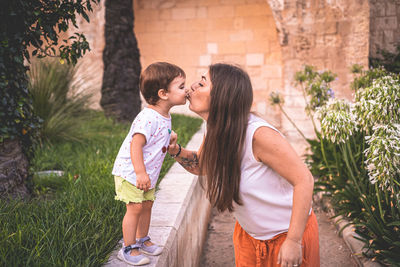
{"left": 200, "top": 63, "right": 253, "bottom": 212}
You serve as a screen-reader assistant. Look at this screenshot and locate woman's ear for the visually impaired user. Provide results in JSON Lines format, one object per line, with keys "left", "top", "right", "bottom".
{"left": 158, "top": 88, "right": 168, "bottom": 100}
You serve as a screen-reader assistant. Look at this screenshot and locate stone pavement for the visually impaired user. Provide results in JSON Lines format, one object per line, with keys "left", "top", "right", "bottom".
{"left": 200, "top": 203, "right": 359, "bottom": 267}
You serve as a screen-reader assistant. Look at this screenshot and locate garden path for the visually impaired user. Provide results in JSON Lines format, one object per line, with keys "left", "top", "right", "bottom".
{"left": 200, "top": 202, "right": 359, "bottom": 267}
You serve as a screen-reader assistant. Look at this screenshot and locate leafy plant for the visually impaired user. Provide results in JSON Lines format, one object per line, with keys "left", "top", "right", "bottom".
{"left": 28, "top": 59, "right": 92, "bottom": 144}
{"left": 370, "top": 45, "right": 400, "bottom": 74}
{"left": 1, "top": 0, "right": 99, "bottom": 145}
{"left": 272, "top": 64, "right": 400, "bottom": 264}
{"left": 317, "top": 71, "right": 400, "bottom": 265}
{"left": 269, "top": 65, "right": 336, "bottom": 142}
{"left": 0, "top": 112, "right": 203, "bottom": 266}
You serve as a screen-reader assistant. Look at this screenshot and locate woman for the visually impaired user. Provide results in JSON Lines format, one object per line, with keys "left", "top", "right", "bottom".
{"left": 168, "top": 63, "right": 319, "bottom": 267}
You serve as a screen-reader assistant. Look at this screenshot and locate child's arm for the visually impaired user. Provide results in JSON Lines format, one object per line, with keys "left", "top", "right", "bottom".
{"left": 130, "top": 133, "right": 151, "bottom": 191}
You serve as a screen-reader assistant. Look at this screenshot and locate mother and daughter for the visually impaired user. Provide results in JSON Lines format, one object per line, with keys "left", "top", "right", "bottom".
{"left": 112, "top": 62, "right": 320, "bottom": 266}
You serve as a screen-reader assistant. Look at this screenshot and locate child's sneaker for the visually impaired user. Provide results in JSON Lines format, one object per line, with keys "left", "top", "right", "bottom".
{"left": 137, "top": 236, "right": 163, "bottom": 256}
{"left": 118, "top": 243, "right": 150, "bottom": 266}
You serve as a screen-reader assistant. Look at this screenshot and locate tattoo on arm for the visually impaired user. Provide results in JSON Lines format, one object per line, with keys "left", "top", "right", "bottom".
{"left": 177, "top": 152, "right": 199, "bottom": 171}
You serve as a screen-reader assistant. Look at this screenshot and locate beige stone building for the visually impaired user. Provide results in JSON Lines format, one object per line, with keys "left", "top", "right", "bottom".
{"left": 75, "top": 0, "right": 400, "bottom": 154}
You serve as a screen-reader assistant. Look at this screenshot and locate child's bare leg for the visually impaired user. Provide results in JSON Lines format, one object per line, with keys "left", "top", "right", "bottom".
{"left": 123, "top": 202, "right": 143, "bottom": 255}
{"left": 136, "top": 200, "right": 154, "bottom": 245}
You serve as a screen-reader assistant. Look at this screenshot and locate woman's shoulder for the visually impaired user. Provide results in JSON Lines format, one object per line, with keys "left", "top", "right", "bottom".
{"left": 248, "top": 114, "right": 283, "bottom": 140}
{"left": 248, "top": 114, "right": 277, "bottom": 130}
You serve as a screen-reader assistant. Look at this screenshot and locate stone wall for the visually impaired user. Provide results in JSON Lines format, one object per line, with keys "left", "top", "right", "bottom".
{"left": 72, "top": 0, "right": 399, "bottom": 154}
{"left": 369, "top": 0, "right": 400, "bottom": 58}
{"left": 265, "top": 0, "right": 370, "bottom": 152}
{"left": 133, "top": 0, "right": 284, "bottom": 127}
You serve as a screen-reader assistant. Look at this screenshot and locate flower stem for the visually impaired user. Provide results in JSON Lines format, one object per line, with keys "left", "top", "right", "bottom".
{"left": 278, "top": 104, "right": 308, "bottom": 142}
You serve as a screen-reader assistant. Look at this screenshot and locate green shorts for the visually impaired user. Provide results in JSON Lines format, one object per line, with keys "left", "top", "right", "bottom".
{"left": 114, "top": 176, "right": 155, "bottom": 204}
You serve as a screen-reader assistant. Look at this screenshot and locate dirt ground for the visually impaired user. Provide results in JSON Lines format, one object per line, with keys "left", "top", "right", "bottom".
{"left": 200, "top": 203, "right": 358, "bottom": 267}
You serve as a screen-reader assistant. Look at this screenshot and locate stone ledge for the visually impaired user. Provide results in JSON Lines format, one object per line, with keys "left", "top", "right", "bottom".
{"left": 105, "top": 123, "right": 211, "bottom": 267}
{"left": 314, "top": 193, "right": 383, "bottom": 267}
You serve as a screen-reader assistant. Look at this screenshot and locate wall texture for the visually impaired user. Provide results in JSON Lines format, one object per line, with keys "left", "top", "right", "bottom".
{"left": 369, "top": 0, "right": 400, "bottom": 58}
{"left": 72, "top": 0, "right": 399, "bottom": 153}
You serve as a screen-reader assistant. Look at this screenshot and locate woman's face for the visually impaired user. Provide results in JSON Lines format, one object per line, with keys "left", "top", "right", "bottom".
{"left": 187, "top": 70, "right": 211, "bottom": 120}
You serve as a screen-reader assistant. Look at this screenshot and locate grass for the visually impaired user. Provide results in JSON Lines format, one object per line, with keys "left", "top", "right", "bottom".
{"left": 0, "top": 111, "right": 203, "bottom": 266}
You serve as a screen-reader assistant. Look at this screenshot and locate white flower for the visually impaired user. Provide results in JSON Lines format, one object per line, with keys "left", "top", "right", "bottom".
{"left": 364, "top": 124, "right": 400, "bottom": 188}
{"left": 355, "top": 75, "right": 400, "bottom": 132}
{"left": 317, "top": 99, "right": 358, "bottom": 143}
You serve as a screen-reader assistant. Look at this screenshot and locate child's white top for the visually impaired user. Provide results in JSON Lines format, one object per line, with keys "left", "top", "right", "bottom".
{"left": 232, "top": 114, "right": 295, "bottom": 240}
{"left": 112, "top": 107, "right": 171, "bottom": 188}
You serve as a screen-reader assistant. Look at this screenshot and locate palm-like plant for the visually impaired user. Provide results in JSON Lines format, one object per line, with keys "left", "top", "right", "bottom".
{"left": 28, "top": 59, "right": 92, "bottom": 144}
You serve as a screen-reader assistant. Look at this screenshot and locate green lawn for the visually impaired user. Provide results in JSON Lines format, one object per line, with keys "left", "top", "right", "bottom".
{"left": 0, "top": 111, "right": 202, "bottom": 266}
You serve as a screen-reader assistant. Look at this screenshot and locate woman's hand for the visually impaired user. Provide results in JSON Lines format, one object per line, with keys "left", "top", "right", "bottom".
{"left": 136, "top": 172, "right": 151, "bottom": 191}
{"left": 277, "top": 238, "right": 302, "bottom": 267}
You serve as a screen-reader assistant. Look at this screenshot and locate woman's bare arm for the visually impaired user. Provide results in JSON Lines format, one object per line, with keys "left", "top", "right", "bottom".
{"left": 253, "top": 126, "right": 314, "bottom": 267}
{"left": 167, "top": 131, "right": 204, "bottom": 175}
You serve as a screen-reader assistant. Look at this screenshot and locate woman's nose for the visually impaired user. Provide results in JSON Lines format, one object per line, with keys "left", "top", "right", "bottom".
{"left": 190, "top": 82, "right": 197, "bottom": 92}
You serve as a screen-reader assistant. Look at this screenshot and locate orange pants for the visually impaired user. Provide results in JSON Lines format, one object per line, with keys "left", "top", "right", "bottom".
{"left": 233, "top": 211, "right": 320, "bottom": 267}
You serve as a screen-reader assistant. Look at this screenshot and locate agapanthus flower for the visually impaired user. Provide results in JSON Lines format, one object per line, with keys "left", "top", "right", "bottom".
{"left": 354, "top": 75, "right": 400, "bottom": 132}
{"left": 317, "top": 99, "right": 358, "bottom": 143}
{"left": 364, "top": 124, "right": 400, "bottom": 188}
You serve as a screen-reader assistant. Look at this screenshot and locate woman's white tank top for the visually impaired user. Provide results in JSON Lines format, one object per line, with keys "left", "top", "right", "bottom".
{"left": 232, "top": 114, "right": 294, "bottom": 240}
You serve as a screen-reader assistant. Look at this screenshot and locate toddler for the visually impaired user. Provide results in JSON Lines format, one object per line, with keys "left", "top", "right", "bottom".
{"left": 112, "top": 62, "right": 187, "bottom": 265}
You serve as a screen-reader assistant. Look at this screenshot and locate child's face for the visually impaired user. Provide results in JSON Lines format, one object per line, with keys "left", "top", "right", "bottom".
{"left": 166, "top": 75, "right": 187, "bottom": 106}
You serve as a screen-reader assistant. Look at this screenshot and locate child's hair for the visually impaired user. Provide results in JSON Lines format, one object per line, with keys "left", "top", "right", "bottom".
{"left": 139, "top": 62, "right": 186, "bottom": 105}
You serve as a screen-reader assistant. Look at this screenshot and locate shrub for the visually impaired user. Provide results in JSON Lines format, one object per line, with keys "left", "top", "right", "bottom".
{"left": 315, "top": 69, "right": 400, "bottom": 265}
{"left": 28, "top": 59, "right": 92, "bottom": 144}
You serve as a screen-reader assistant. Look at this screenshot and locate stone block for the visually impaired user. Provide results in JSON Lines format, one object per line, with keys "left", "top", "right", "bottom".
{"left": 219, "top": 42, "right": 246, "bottom": 54}
{"left": 251, "top": 75, "right": 268, "bottom": 90}
{"left": 197, "top": 0, "right": 219, "bottom": 6}
{"left": 134, "top": 20, "right": 146, "bottom": 33}
{"left": 323, "top": 34, "right": 341, "bottom": 47}
{"left": 233, "top": 17, "right": 244, "bottom": 30}
{"left": 161, "top": 32, "right": 183, "bottom": 44}
{"left": 181, "top": 31, "right": 206, "bottom": 43}
{"left": 375, "top": 16, "right": 398, "bottom": 30}
{"left": 253, "top": 28, "right": 278, "bottom": 41}
{"left": 199, "top": 54, "right": 212, "bottom": 66}
{"left": 207, "top": 18, "right": 234, "bottom": 31}
{"left": 196, "top": 7, "right": 208, "bottom": 18}
{"left": 265, "top": 52, "right": 282, "bottom": 64}
{"left": 208, "top": 5, "right": 234, "bottom": 18}
{"left": 269, "top": 78, "right": 283, "bottom": 91}
{"left": 230, "top": 30, "right": 254, "bottom": 42}
{"left": 207, "top": 43, "right": 218, "bottom": 54}
{"left": 386, "top": 2, "right": 397, "bottom": 16}
{"left": 165, "top": 21, "right": 184, "bottom": 32}
{"left": 262, "top": 65, "right": 282, "bottom": 78}
{"left": 206, "top": 30, "right": 230, "bottom": 42}
{"left": 247, "top": 66, "right": 262, "bottom": 77}
{"left": 322, "top": 21, "right": 338, "bottom": 35}
{"left": 135, "top": 9, "right": 159, "bottom": 21}
{"left": 145, "top": 21, "right": 166, "bottom": 32}
{"left": 137, "top": 32, "right": 160, "bottom": 44}
{"left": 243, "top": 16, "right": 272, "bottom": 30}
{"left": 172, "top": 7, "right": 197, "bottom": 20}
{"left": 159, "top": 9, "right": 172, "bottom": 20}
{"left": 256, "top": 101, "right": 267, "bottom": 115}
{"left": 221, "top": 54, "right": 246, "bottom": 65}
{"left": 175, "top": 0, "right": 201, "bottom": 8}
{"left": 384, "top": 30, "right": 394, "bottom": 43}
{"left": 183, "top": 19, "right": 208, "bottom": 32}
{"left": 337, "top": 21, "right": 352, "bottom": 36}
{"left": 246, "top": 53, "right": 264, "bottom": 66}
{"left": 235, "top": 4, "right": 271, "bottom": 17}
